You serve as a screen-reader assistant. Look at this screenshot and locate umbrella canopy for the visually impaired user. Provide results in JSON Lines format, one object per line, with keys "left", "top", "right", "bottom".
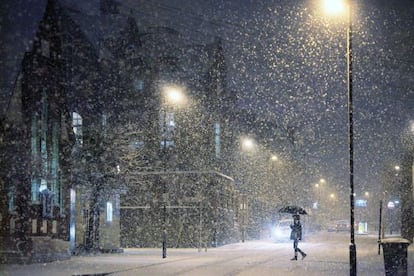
{"left": 278, "top": 205, "right": 308, "bottom": 215}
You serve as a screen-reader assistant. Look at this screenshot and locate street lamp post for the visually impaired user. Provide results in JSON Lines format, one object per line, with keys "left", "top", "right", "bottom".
{"left": 240, "top": 194, "right": 247, "bottom": 243}
{"left": 239, "top": 137, "right": 255, "bottom": 242}
{"left": 162, "top": 104, "right": 167, "bottom": 259}
{"left": 346, "top": 2, "right": 357, "bottom": 275}
{"left": 161, "top": 85, "right": 186, "bottom": 259}
{"left": 269, "top": 155, "right": 280, "bottom": 206}
{"left": 240, "top": 137, "right": 256, "bottom": 196}
{"left": 323, "top": 1, "right": 356, "bottom": 274}
{"left": 315, "top": 183, "right": 320, "bottom": 206}
{"left": 318, "top": 178, "right": 326, "bottom": 208}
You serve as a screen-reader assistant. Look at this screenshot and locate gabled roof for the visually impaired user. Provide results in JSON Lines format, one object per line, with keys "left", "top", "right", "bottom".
{"left": 0, "top": 0, "right": 48, "bottom": 118}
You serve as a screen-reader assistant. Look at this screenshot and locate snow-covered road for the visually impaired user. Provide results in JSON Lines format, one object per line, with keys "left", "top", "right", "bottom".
{"left": 1, "top": 232, "right": 412, "bottom": 276}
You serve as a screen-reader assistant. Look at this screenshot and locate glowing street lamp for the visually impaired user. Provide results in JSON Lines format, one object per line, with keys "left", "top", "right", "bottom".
{"left": 241, "top": 137, "right": 256, "bottom": 152}
{"left": 323, "top": 0, "right": 356, "bottom": 274}
{"left": 323, "top": 0, "right": 346, "bottom": 15}
{"left": 160, "top": 84, "right": 186, "bottom": 259}
{"left": 163, "top": 85, "right": 187, "bottom": 106}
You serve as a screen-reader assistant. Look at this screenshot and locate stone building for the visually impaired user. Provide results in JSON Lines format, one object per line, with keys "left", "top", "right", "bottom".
{"left": 0, "top": 0, "right": 73, "bottom": 263}
{"left": 0, "top": 0, "right": 240, "bottom": 262}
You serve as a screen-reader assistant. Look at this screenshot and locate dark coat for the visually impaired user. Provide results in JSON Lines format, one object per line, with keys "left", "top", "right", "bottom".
{"left": 290, "top": 222, "right": 302, "bottom": 240}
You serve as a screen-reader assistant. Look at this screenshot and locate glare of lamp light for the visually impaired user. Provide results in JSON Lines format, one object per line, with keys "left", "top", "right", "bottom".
{"left": 163, "top": 85, "right": 186, "bottom": 106}
{"left": 241, "top": 137, "right": 255, "bottom": 151}
{"left": 323, "top": 0, "right": 347, "bottom": 15}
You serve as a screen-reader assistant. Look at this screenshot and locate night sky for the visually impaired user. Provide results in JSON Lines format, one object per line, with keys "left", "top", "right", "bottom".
{"left": 119, "top": 0, "right": 414, "bottom": 199}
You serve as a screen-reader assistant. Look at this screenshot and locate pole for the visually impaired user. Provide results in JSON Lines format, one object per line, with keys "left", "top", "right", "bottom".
{"left": 198, "top": 200, "right": 202, "bottom": 252}
{"left": 378, "top": 200, "right": 382, "bottom": 255}
{"left": 241, "top": 197, "right": 245, "bottom": 243}
{"left": 347, "top": 2, "right": 357, "bottom": 275}
{"left": 162, "top": 106, "right": 167, "bottom": 259}
{"left": 242, "top": 212, "right": 245, "bottom": 243}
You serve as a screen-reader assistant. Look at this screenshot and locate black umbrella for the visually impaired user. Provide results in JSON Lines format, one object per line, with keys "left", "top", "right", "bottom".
{"left": 278, "top": 205, "right": 308, "bottom": 215}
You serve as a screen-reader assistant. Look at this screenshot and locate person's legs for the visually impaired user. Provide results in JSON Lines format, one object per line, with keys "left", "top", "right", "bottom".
{"left": 291, "top": 240, "right": 298, "bottom": 260}
{"left": 296, "top": 242, "right": 307, "bottom": 259}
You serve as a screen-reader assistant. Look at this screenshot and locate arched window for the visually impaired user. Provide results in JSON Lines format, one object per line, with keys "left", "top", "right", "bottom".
{"left": 215, "top": 122, "right": 221, "bottom": 158}
{"left": 72, "top": 112, "right": 83, "bottom": 145}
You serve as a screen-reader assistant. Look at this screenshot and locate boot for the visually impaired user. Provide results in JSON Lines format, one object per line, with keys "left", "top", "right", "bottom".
{"left": 301, "top": 253, "right": 307, "bottom": 260}
{"left": 290, "top": 256, "right": 297, "bottom": 261}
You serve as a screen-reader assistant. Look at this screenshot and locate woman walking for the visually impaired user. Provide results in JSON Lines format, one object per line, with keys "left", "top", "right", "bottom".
{"left": 290, "top": 214, "right": 307, "bottom": 260}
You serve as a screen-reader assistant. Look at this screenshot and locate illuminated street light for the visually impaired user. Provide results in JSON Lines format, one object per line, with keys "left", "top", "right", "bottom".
{"left": 394, "top": 165, "right": 401, "bottom": 177}
{"left": 323, "top": 0, "right": 346, "bottom": 15}
{"left": 323, "top": 0, "right": 356, "bottom": 274}
{"left": 163, "top": 84, "right": 187, "bottom": 106}
{"left": 160, "top": 84, "right": 186, "bottom": 259}
{"left": 241, "top": 137, "right": 256, "bottom": 152}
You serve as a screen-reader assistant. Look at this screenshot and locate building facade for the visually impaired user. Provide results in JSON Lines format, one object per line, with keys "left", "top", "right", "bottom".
{"left": 0, "top": 0, "right": 240, "bottom": 263}
{"left": 0, "top": 0, "right": 73, "bottom": 263}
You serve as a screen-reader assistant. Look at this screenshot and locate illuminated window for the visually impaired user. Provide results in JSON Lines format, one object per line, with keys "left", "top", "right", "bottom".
{"left": 215, "top": 122, "right": 221, "bottom": 158}
{"left": 8, "top": 187, "right": 15, "bottom": 211}
{"left": 72, "top": 112, "right": 83, "bottom": 145}
{"left": 106, "top": 202, "right": 113, "bottom": 222}
{"left": 29, "top": 90, "right": 63, "bottom": 213}
{"left": 31, "top": 115, "right": 40, "bottom": 201}
{"left": 102, "top": 113, "right": 107, "bottom": 138}
{"left": 160, "top": 111, "right": 175, "bottom": 148}
{"left": 31, "top": 90, "right": 49, "bottom": 202}
{"left": 134, "top": 79, "right": 144, "bottom": 92}
{"left": 39, "top": 179, "right": 47, "bottom": 192}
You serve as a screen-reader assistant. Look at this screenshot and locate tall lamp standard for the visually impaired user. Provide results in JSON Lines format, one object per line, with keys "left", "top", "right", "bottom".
{"left": 239, "top": 137, "right": 256, "bottom": 242}
{"left": 323, "top": 0, "right": 356, "bottom": 274}
{"left": 161, "top": 84, "right": 186, "bottom": 258}
{"left": 269, "top": 155, "right": 279, "bottom": 201}
{"left": 314, "top": 183, "right": 320, "bottom": 207}
{"left": 318, "top": 178, "right": 326, "bottom": 207}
